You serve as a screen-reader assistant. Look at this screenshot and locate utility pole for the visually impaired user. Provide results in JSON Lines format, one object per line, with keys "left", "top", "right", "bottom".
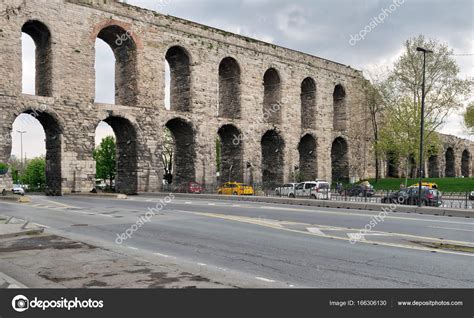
{"left": 416, "top": 47, "right": 433, "bottom": 207}
{"left": 17, "top": 130, "right": 27, "bottom": 171}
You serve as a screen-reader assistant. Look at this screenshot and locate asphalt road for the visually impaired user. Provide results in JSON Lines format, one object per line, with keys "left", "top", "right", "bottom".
{"left": 1, "top": 194, "right": 473, "bottom": 288}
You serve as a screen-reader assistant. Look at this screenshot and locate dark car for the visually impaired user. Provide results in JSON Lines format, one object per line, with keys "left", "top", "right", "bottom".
{"left": 382, "top": 187, "right": 441, "bottom": 207}
{"left": 176, "top": 182, "right": 203, "bottom": 194}
{"left": 346, "top": 185, "right": 375, "bottom": 197}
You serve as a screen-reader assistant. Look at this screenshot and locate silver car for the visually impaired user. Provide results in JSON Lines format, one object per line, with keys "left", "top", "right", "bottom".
{"left": 12, "top": 184, "right": 25, "bottom": 195}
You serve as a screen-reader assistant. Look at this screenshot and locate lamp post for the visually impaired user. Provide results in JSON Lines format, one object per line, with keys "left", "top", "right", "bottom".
{"left": 416, "top": 47, "right": 433, "bottom": 207}
{"left": 16, "top": 130, "right": 27, "bottom": 170}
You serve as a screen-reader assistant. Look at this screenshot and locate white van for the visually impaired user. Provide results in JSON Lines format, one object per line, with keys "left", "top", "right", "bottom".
{"left": 290, "top": 181, "right": 331, "bottom": 200}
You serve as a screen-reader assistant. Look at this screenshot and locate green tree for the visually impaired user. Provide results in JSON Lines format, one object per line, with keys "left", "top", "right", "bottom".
{"left": 21, "top": 157, "right": 46, "bottom": 189}
{"left": 376, "top": 36, "right": 471, "bottom": 182}
{"left": 93, "top": 136, "right": 116, "bottom": 188}
{"left": 463, "top": 102, "right": 474, "bottom": 135}
{"left": 162, "top": 127, "right": 174, "bottom": 184}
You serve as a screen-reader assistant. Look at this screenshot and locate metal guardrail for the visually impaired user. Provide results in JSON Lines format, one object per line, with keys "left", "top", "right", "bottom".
{"left": 162, "top": 182, "right": 474, "bottom": 210}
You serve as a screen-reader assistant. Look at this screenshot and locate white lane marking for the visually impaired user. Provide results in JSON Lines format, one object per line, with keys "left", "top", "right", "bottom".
{"left": 100, "top": 214, "right": 114, "bottom": 218}
{"left": 154, "top": 252, "right": 171, "bottom": 258}
{"left": 307, "top": 227, "right": 326, "bottom": 236}
{"left": 146, "top": 199, "right": 153, "bottom": 202}
{"left": 197, "top": 263, "right": 207, "bottom": 266}
{"left": 255, "top": 277, "right": 275, "bottom": 283}
{"left": 208, "top": 203, "right": 216, "bottom": 206}
{"left": 429, "top": 226, "right": 474, "bottom": 232}
{"left": 348, "top": 233, "right": 366, "bottom": 241}
{"left": 127, "top": 247, "right": 138, "bottom": 250}
{"left": 185, "top": 202, "right": 192, "bottom": 204}
{"left": 232, "top": 204, "right": 241, "bottom": 207}
{"left": 34, "top": 223, "right": 50, "bottom": 229}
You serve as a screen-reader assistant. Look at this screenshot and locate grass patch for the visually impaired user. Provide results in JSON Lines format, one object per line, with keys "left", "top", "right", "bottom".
{"left": 365, "top": 178, "right": 474, "bottom": 192}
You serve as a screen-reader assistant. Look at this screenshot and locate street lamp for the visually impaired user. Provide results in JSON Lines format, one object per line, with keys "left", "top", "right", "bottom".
{"left": 416, "top": 47, "right": 433, "bottom": 207}
{"left": 16, "top": 130, "right": 27, "bottom": 170}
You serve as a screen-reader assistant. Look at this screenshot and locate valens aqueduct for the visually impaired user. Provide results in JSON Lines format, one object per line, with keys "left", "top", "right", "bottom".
{"left": 0, "top": 0, "right": 472, "bottom": 195}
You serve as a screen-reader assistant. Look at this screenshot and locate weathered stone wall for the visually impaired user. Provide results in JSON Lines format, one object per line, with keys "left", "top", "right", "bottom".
{"left": 1, "top": 0, "right": 377, "bottom": 194}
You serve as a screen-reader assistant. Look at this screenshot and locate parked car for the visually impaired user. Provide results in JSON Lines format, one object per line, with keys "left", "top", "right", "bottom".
{"left": 176, "top": 181, "right": 203, "bottom": 194}
{"left": 12, "top": 184, "right": 25, "bottom": 196}
{"left": 346, "top": 185, "right": 375, "bottom": 197}
{"left": 291, "top": 181, "right": 331, "bottom": 200}
{"left": 381, "top": 187, "right": 441, "bottom": 207}
{"left": 217, "top": 182, "right": 254, "bottom": 196}
{"left": 274, "top": 183, "right": 297, "bottom": 197}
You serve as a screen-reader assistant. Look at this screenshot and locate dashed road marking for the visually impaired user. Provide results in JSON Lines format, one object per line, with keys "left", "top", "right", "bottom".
{"left": 33, "top": 223, "right": 50, "bottom": 229}
{"left": 154, "top": 252, "right": 170, "bottom": 258}
{"left": 127, "top": 247, "right": 138, "bottom": 250}
{"left": 255, "top": 277, "right": 275, "bottom": 283}
{"left": 307, "top": 227, "right": 327, "bottom": 236}
{"left": 197, "top": 263, "right": 207, "bottom": 266}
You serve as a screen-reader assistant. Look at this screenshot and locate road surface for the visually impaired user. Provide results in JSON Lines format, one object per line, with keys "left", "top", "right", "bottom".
{"left": 0, "top": 194, "right": 473, "bottom": 288}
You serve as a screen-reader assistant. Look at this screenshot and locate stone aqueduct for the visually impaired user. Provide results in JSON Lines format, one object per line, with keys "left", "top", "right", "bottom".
{"left": 0, "top": 0, "right": 472, "bottom": 195}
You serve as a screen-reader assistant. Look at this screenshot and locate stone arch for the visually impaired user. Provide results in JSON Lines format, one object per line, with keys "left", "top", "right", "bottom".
{"left": 301, "top": 77, "right": 316, "bottom": 130}
{"left": 333, "top": 84, "right": 347, "bottom": 131}
{"left": 101, "top": 116, "right": 138, "bottom": 194}
{"left": 298, "top": 134, "right": 317, "bottom": 181}
{"left": 428, "top": 155, "right": 440, "bottom": 178}
{"left": 461, "top": 149, "right": 471, "bottom": 177}
{"left": 261, "top": 130, "right": 284, "bottom": 188}
{"left": 166, "top": 46, "right": 192, "bottom": 112}
{"left": 96, "top": 24, "right": 138, "bottom": 106}
{"left": 165, "top": 118, "right": 196, "bottom": 186}
{"left": 263, "top": 68, "right": 282, "bottom": 125}
{"left": 8, "top": 109, "right": 63, "bottom": 195}
{"left": 217, "top": 125, "right": 243, "bottom": 183}
{"left": 445, "top": 147, "right": 455, "bottom": 177}
{"left": 218, "top": 57, "right": 241, "bottom": 118}
{"left": 331, "top": 137, "right": 349, "bottom": 182}
{"left": 22, "top": 20, "right": 53, "bottom": 97}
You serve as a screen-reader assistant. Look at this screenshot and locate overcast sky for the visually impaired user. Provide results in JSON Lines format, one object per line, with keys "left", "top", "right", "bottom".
{"left": 12, "top": 0, "right": 474, "bottom": 159}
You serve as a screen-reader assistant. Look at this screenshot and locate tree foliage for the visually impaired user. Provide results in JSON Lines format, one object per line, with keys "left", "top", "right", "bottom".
{"left": 93, "top": 136, "right": 116, "bottom": 187}
{"left": 375, "top": 35, "right": 471, "bottom": 177}
{"left": 21, "top": 157, "right": 46, "bottom": 188}
{"left": 463, "top": 102, "right": 474, "bottom": 135}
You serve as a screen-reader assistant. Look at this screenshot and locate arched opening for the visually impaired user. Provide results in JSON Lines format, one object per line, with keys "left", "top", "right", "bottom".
{"left": 166, "top": 46, "right": 191, "bottom": 112}
{"left": 386, "top": 152, "right": 399, "bottom": 178}
{"left": 408, "top": 154, "right": 417, "bottom": 178}
{"left": 301, "top": 77, "right": 316, "bottom": 130}
{"left": 22, "top": 20, "right": 52, "bottom": 96}
{"left": 218, "top": 57, "right": 241, "bottom": 118}
{"left": 263, "top": 68, "right": 282, "bottom": 125}
{"left": 217, "top": 125, "right": 243, "bottom": 183}
{"left": 461, "top": 150, "right": 470, "bottom": 177}
{"left": 99, "top": 117, "right": 138, "bottom": 194}
{"left": 428, "top": 155, "right": 439, "bottom": 178}
{"left": 94, "top": 38, "right": 116, "bottom": 104}
{"left": 94, "top": 122, "right": 116, "bottom": 191}
{"left": 165, "top": 118, "right": 196, "bottom": 187}
{"left": 261, "top": 130, "right": 284, "bottom": 189}
{"left": 10, "top": 111, "right": 62, "bottom": 195}
{"left": 95, "top": 25, "right": 138, "bottom": 106}
{"left": 445, "top": 147, "right": 455, "bottom": 177}
{"left": 333, "top": 84, "right": 346, "bottom": 131}
{"left": 331, "top": 137, "right": 349, "bottom": 182}
{"left": 298, "top": 134, "right": 317, "bottom": 181}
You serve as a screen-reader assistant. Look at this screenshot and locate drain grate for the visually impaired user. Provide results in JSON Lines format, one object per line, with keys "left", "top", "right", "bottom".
{"left": 70, "top": 224, "right": 89, "bottom": 227}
